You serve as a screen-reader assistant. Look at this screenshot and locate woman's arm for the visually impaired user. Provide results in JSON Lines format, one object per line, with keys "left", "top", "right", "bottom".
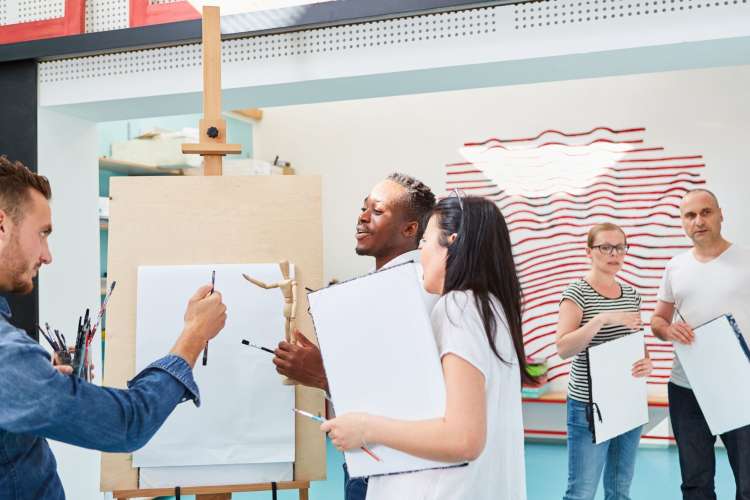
{"left": 555, "top": 300, "right": 643, "bottom": 359}
{"left": 631, "top": 306, "right": 653, "bottom": 378}
{"left": 555, "top": 299, "right": 601, "bottom": 359}
{"left": 321, "top": 353, "right": 487, "bottom": 463}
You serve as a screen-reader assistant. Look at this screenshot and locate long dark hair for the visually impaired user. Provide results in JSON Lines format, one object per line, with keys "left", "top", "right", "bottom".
{"left": 432, "top": 195, "right": 533, "bottom": 384}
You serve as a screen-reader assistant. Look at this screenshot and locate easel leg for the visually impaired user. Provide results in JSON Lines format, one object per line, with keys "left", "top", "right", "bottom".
{"left": 299, "top": 487, "right": 309, "bottom": 500}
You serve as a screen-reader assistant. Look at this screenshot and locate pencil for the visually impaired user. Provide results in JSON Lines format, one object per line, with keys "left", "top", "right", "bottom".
{"left": 675, "top": 306, "right": 688, "bottom": 323}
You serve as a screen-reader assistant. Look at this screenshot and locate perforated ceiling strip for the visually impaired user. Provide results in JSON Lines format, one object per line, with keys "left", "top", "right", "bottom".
{"left": 16, "top": 0, "right": 65, "bottom": 23}
{"left": 514, "top": 0, "right": 747, "bottom": 29}
{"left": 40, "top": 7, "right": 498, "bottom": 83}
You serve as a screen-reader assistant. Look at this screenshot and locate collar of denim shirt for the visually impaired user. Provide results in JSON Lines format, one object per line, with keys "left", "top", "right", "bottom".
{"left": 0, "top": 297, "right": 11, "bottom": 319}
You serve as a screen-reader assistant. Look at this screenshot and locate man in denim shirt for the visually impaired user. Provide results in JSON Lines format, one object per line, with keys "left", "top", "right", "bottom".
{"left": 0, "top": 156, "right": 228, "bottom": 500}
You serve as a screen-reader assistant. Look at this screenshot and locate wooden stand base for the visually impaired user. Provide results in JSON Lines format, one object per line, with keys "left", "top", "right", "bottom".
{"left": 113, "top": 480, "right": 310, "bottom": 500}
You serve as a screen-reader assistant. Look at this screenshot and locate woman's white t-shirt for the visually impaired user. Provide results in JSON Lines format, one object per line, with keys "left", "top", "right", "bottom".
{"left": 365, "top": 290, "right": 527, "bottom": 500}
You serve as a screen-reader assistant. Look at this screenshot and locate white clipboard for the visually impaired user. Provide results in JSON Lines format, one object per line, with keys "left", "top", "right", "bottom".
{"left": 675, "top": 314, "right": 750, "bottom": 435}
{"left": 308, "top": 262, "right": 465, "bottom": 478}
{"left": 588, "top": 332, "right": 649, "bottom": 444}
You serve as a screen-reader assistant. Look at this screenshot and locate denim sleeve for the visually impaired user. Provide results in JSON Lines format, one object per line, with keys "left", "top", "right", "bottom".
{"left": 0, "top": 330, "right": 200, "bottom": 453}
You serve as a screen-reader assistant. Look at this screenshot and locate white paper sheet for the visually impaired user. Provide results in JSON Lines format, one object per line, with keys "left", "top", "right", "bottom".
{"left": 133, "top": 264, "right": 295, "bottom": 468}
{"left": 675, "top": 315, "right": 750, "bottom": 435}
{"left": 588, "top": 331, "right": 648, "bottom": 444}
{"left": 308, "top": 263, "right": 462, "bottom": 478}
{"left": 139, "top": 462, "right": 293, "bottom": 488}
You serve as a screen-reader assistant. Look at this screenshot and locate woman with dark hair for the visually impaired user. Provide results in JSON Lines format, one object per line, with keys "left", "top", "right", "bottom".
{"left": 321, "top": 195, "right": 530, "bottom": 500}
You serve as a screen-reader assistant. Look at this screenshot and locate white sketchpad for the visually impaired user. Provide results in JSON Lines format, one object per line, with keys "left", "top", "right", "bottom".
{"left": 133, "top": 264, "right": 295, "bottom": 468}
{"left": 588, "top": 331, "right": 649, "bottom": 444}
{"left": 308, "top": 263, "right": 463, "bottom": 477}
{"left": 138, "top": 462, "right": 293, "bottom": 488}
{"left": 675, "top": 314, "right": 750, "bottom": 435}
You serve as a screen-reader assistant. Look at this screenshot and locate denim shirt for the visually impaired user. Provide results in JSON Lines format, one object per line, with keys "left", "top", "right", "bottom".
{"left": 0, "top": 297, "right": 201, "bottom": 500}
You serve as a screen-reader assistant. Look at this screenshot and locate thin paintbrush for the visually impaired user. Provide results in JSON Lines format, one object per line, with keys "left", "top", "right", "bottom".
{"left": 241, "top": 339, "right": 274, "bottom": 354}
{"left": 202, "top": 271, "right": 215, "bottom": 366}
{"left": 293, "top": 409, "right": 382, "bottom": 462}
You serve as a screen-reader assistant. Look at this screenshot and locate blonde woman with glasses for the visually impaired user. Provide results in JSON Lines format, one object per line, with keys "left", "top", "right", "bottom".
{"left": 556, "top": 223, "right": 652, "bottom": 500}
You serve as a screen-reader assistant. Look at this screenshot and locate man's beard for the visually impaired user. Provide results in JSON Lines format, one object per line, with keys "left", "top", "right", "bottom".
{"left": 1, "top": 233, "right": 35, "bottom": 294}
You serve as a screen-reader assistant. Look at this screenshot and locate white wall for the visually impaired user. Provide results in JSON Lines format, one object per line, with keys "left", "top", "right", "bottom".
{"left": 253, "top": 64, "right": 750, "bottom": 284}
{"left": 37, "top": 108, "right": 104, "bottom": 500}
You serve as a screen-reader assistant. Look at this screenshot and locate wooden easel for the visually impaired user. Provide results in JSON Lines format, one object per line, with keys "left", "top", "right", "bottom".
{"left": 111, "top": 6, "right": 312, "bottom": 500}
{"left": 181, "top": 5, "right": 241, "bottom": 174}
{"left": 113, "top": 481, "right": 310, "bottom": 500}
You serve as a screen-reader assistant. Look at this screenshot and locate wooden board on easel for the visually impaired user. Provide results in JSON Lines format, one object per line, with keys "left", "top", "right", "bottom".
{"left": 101, "top": 7, "right": 325, "bottom": 498}
{"left": 100, "top": 175, "right": 326, "bottom": 496}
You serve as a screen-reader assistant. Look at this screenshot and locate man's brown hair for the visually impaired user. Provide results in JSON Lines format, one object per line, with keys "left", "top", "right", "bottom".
{"left": 0, "top": 155, "right": 52, "bottom": 223}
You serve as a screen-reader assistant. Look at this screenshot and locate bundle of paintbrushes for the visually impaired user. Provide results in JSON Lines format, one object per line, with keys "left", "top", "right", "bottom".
{"left": 75, "top": 281, "right": 117, "bottom": 380}
{"left": 38, "top": 281, "right": 117, "bottom": 381}
{"left": 37, "top": 323, "right": 72, "bottom": 366}
{"left": 71, "top": 308, "right": 93, "bottom": 380}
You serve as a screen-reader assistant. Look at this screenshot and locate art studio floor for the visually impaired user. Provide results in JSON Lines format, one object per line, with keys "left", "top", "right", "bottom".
{"left": 161, "top": 439, "right": 736, "bottom": 500}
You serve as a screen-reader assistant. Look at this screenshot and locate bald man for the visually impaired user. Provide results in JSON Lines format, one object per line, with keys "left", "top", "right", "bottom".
{"left": 651, "top": 189, "right": 750, "bottom": 500}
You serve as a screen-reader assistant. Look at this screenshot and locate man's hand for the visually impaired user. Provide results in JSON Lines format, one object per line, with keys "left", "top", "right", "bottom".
{"left": 273, "top": 332, "right": 328, "bottom": 391}
{"left": 666, "top": 321, "right": 695, "bottom": 345}
{"left": 52, "top": 351, "right": 73, "bottom": 376}
{"left": 52, "top": 347, "right": 95, "bottom": 379}
{"left": 171, "top": 285, "right": 228, "bottom": 367}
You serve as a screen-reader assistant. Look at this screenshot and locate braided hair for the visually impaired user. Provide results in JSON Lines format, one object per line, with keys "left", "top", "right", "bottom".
{"left": 386, "top": 172, "right": 436, "bottom": 243}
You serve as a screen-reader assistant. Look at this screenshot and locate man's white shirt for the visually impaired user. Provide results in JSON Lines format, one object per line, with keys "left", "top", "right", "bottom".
{"left": 657, "top": 244, "right": 750, "bottom": 388}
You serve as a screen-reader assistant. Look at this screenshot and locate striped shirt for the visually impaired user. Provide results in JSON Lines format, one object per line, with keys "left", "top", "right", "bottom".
{"left": 560, "top": 279, "right": 642, "bottom": 403}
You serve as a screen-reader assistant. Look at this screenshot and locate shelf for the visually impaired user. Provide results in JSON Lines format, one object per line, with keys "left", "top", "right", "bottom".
{"left": 522, "top": 390, "right": 669, "bottom": 408}
{"left": 99, "top": 157, "right": 188, "bottom": 176}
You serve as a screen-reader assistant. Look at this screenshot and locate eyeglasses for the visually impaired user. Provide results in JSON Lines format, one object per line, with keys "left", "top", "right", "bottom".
{"left": 590, "top": 244, "right": 629, "bottom": 256}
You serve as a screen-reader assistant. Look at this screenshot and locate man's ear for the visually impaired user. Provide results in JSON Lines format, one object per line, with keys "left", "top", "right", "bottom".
{"left": 402, "top": 220, "right": 419, "bottom": 240}
{"left": 447, "top": 232, "right": 458, "bottom": 245}
{"left": 0, "top": 209, "right": 8, "bottom": 241}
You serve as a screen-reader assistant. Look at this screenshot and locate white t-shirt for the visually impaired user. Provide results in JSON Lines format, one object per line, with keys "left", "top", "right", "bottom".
{"left": 366, "top": 291, "right": 527, "bottom": 500}
{"left": 657, "top": 244, "right": 750, "bottom": 389}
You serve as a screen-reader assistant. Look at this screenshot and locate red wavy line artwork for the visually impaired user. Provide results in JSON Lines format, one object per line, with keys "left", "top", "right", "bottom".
{"left": 498, "top": 194, "right": 687, "bottom": 210}
{"left": 446, "top": 126, "right": 705, "bottom": 387}
{"left": 483, "top": 138, "right": 644, "bottom": 153}
{"left": 464, "top": 126, "right": 647, "bottom": 146}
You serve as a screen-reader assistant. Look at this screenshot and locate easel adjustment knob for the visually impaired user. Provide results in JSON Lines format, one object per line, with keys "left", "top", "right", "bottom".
{"left": 206, "top": 126, "right": 220, "bottom": 138}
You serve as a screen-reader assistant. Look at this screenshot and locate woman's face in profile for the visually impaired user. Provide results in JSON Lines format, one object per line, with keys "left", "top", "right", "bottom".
{"left": 420, "top": 215, "right": 448, "bottom": 295}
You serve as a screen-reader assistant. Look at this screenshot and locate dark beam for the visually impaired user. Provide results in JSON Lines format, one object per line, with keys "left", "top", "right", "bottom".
{"left": 0, "top": 59, "right": 39, "bottom": 341}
